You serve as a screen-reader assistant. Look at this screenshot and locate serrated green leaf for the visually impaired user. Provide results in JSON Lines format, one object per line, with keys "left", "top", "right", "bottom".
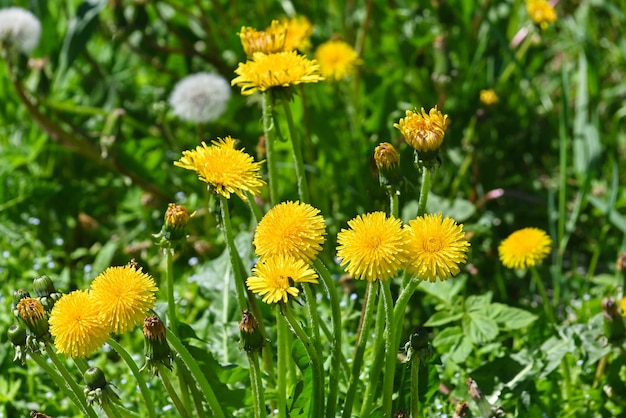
{"left": 540, "top": 335, "right": 574, "bottom": 378}
{"left": 450, "top": 336, "right": 474, "bottom": 363}
{"left": 465, "top": 292, "right": 493, "bottom": 312}
{"left": 464, "top": 312, "right": 499, "bottom": 344}
{"left": 432, "top": 326, "right": 464, "bottom": 349}
{"left": 418, "top": 275, "right": 467, "bottom": 306}
{"left": 490, "top": 303, "right": 538, "bottom": 329}
{"left": 424, "top": 311, "right": 464, "bottom": 327}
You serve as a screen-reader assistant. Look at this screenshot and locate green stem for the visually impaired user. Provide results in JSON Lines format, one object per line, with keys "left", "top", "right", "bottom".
{"left": 166, "top": 329, "right": 226, "bottom": 418}
{"left": 410, "top": 357, "right": 421, "bottom": 418}
{"left": 529, "top": 267, "right": 556, "bottom": 323}
{"left": 302, "top": 283, "right": 323, "bottom": 366}
{"left": 158, "top": 364, "right": 190, "bottom": 418}
{"left": 380, "top": 280, "right": 396, "bottom": 417}
{"left": 360, "top": 290, "right": 387, "bottom": 417}
{"left": 262, "top": 92, "right": 279, "bottom": 205}
{"left": 314, "top": 259, "right": 343, "bottom": 418}
{"left": 106, "top": 338, "right": 157, "bottom": 418}
{"left": 31, "top": 350, "right": 97, "bottom": 418}
{"left": 389, "top": 189, "right": 400, "bottom": 218}
{"left": 392, "top": 279, "right": 422, "bottom": 351}
{"left": 248, "top": 351, "right": 266, "bottom": 418}
{"left": 281, "top": 302, "right": 324, "bottom": 418}
{"left": 276, "top": 306, "right": 289, "bottom": 418}
{"left": 219, "top": 195, "right": 248, "bottom": 311}
{"left": 245, "top": 190, "right": 264, "bottom": 224}
{"left": 417, "top": 167, "right": 431, "bottom": 217}
{"left": 73, "top": 357, "right": 89, "bottom": 374}
{"left": 165, "top": 248, "right": 178, "bottom": 336}
{"left": 283, "top": 102, "right": 310, "bottom": 202}
{"left": 174, "top": 356, "right": 207, "bottom": 418}
{"left": 342, "top": 281, "right": 377, "bottom": 418}
{"left": 102, "top": 401, "right": 124, "bottom": 418}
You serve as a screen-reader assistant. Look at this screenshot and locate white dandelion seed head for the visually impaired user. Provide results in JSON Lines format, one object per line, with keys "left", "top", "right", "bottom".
{"left": 0, "top": 7, "right": 42, "bottom": 54}
{"left": 169, "top": 72, "right": 231, "bottom": 123}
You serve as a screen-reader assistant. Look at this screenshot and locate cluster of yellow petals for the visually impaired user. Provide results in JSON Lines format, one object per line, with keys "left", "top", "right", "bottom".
{"left": 526, "top": 0, "right": 557, "bottom": 30}
{"left": 498, "top": 227, "right": 552, "bottom": 269}
{"left": 314, "top": 40, "right": 361, "bottom": 81}
{"left": 394, "top": 107, "right": 449, "bottom": 153}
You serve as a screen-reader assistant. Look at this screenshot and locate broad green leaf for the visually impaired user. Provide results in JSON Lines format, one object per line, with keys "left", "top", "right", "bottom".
{"left": 424, "top": 311, "right": 464, "bottom": 327}
{"left": 490, "top": 303, "right": 538, "bottom": 330}
{"left": 292, "top": 339, "right": 310, "bottom": 371}
{"left": 432, "top": 326, "right": 464, "bottom": 349}
{"left": 418, "top": 275, "right": 467, "bottom": 306}
{"left": 539, "top": 335, "right": 574, "bottom": 378}
{"left": 450, "top": 336, "right": 474, "bottom": 363}
{"left": 465, "top": 292, "right": 493, "bottom": 312}
{"left": 464, "top": 312, "right": 499, "bottom": 344}
{"left": 425, "top": 193, "right": 476, "bottom": 222}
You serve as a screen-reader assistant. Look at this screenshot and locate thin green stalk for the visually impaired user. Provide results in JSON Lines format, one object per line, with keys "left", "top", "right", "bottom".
{"left": 106, "top": 338, "right": 156, "bottom": 418}
{"left": 342, "top": 281, "right": 377, "bottom": 418}
{"left": 410, "top": 357, "right": 421, "bottom": 418}
{"left": 417, "top": 167, "right": 431, "bottom": 217}
{"left": 529, "top": 267, "right": 556, "bottom": 323}
{"left": 73, "top": 357, "right": 89, "bottom": 374}
{"left": 245, "top": 190, "right": 263, "bottom": 224}
{"left": 219, "top": 195, "right": 248, "bottom": 311}
{"left": 389, "top": 189, "right": 400, "bottom": 218}
{"left": 380, "top": 280, "right": 396, "bottom": 417}
{"left": 281, "top": 302, "right": 324, "bottom": 418}
{"left": 283, "top": 102, "right": 310, "bottom": 202}
{"left": 302, "top": 283, "right": 323, "bottom": 362}
{"left": 165, "top": 248, "right": 178, "bottom": 336}
{"left": 360, "top": 291, "right": 387, "bottom": 417}
{"left": 314, "top": 259, "right": 343, "bottom": 418}
{"left": 248, "top": 351, "right": 266, "bottom": 418}
{"left": 174, "top": 356, "right": 207, "bottom": 418}
{"left": 276, "top": 306, "right": 289, "bottom": 418}
{"left": 166, "top": 329, "right": 226, "bottom": 418}
{"left": 392, "top": 279, "right": 422, "bottom": 350}
{"left": 262, "top": 92, "right": 279, "bottom": 205}
{"left": 102, "top": 401, "right": 124, "bottom": 418}
{"left": 158, "top": 364, "right": 190, "bottom": 418}
{"left": 31, "top": 351, "right": 97, "bottom": 418}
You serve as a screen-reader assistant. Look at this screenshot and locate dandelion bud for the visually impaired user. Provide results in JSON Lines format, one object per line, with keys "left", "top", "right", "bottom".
{"left": 394, "top": 107, "right": 448, "bottom": 170}
{"left": 164, "top": 203, "right": 190, "bottom": 238}
{"left": 374, "top": 142, "right": 402, "bottom": 189}
{"left": 602, "top": 297, "right": 625, "bottom": 343}
{"left": 8, "top": 323, "right": 27, "bottom": 364}
{"left": 404, "top": 327, "right": 433, "bottom": 363}
{"left": 84, "top": 367, "right": 120, "bottom": 407}
{"left": 16, "top": 297, "right": 49, "bottom": 341}
{"left": 239, "top": 309, "right": 265, "bottom": 352}
{"left": 239, "top": 21, "right": 287, "bottom": 56}
{"left": 393, "top": 408, "right": 408, "bottom": 418}
{"left": 33, "top": 275, "right": 62, "bottom": 311}
{"left": 141, "top": 314, "right": 172, "bottom": 375}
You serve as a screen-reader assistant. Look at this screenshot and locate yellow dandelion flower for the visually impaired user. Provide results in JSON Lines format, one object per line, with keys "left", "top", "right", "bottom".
{"left": 232, "top": 51, "right": 323, "bottom": 96}
{"left": 239, "top": 20, "right": 287, "bottom": 56}
{"left": 374, "top": 142, "right": 400, "bottom": 171}
{"left": 314, "top": 40, "right": 361, "bottom": 81}
{"left": 394, "top": 107, "right": 449, "bottom": 153}
{"left": 336, "top": 212, "right": 408, "bottom": 281}
{"left": 174, "top": 136, "right": 265, "bottom": 201}
{"left": 90, "top": 265, "right": 158, "bottom": 334}
{"left": 526, "top": 0, "right": 557, "bottom": 29}
{"left": 479, "top": 89, "right": 499, "bottom": 106}
{"left": 16, "top": 297, "right": 45, "bottom": 324}
{"left": 405, "top": 213, "right": 470, "bottom": 282}
{"left": 278, "top": 16, "right": 313, "bottom": 52}
{"left": 253, "top": 201, "right": 326, "bottom": 263}
{"left": 246, "top": 254, "right": 319, "bottom": 304}
{"left": 49, "top": 290, "right": 110, "bottom": 358}
{"left": 498, "top": 227, "right": 552, "bottom": 269}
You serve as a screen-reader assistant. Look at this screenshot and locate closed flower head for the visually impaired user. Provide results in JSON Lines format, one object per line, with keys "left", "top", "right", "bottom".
{"left": 405, "top": 213, "right": 470, "bottom": 282}
{"left": 526, "top": 0, "right": 557, "bottom": 29}
{"left": 246, "top": 254, "right": 319, "bottom": 304}
{"left": 253, "top": 201, "right": 326, "bottom": 263}
{"left": 232, "top": 51, "right": 323, "bottom": 96}
{"left": 169, "top": 72, "right": 231, "bottom": 123}
{"left": 0, "top": 7, "right": 41, "bottom": 53}
{"left": 479, "top": 89, "right": 499, "bottom": 107}
{"left": 336, "top": 212, "right": 408, "bottom": 281}
{"left": 314, "top": 40, "right": 361, "bottom": 81}
{"left": 49, "top": 290, "right": 110, "bottom": 358}
{"left": 498, "top": 227, "right": 552, "bottom": 269}
{"left": 90, "top": 265, "right": 158, "bottom": 334}
{"left": 394, "top": 107, "right": 449, "bottom": 153}
{"left": 239, "top": 21, "right": 287, "bottom": 56}
{"left": 174, "top": 136, "right": 265, "bottom": 201}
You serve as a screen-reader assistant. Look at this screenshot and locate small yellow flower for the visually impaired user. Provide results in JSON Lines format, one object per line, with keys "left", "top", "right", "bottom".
{"left": 16, "top": 297, "right": 45, "bottom": 324}
{"left": 405, "top": 213, "right": 470, "bottom": 282}
{"left": 246, "top": 254, "right": 319, "bottom": 304}
{"left": 174, "top": 136, "right": 265, "bottom": 201}
{"left": 90, "top": 265, "right": 158, "bottom": 334}
{"left": 336, "top": 212, "right": 408, "bottom": 281}
{"left": 394, "top": 107, "right": 449, "bottom": 153}
{"left": 498, "top": 227, "right": 552, "bottom": 269}
{"left": 49, "top": 290, "right": 110, "bottom": 358}
{"left": 314, "top": 40, "right": 361, "bottom": 81}
{"left": 253, "top": 201, "right": 326, "bottom": 263}
{"left": 621, "top": 297, "right": 626, "bottom": 317}
{"left": 479, "top": 89, "right": 499, "bottom": 106}
{"left": 165, "top": 203, "right": 190, "bottom": 230}
{"left": 526, "top": 0, "right": 557, "bottom": 30}
{"left": 374, "top": 142, "right": 400, "bottom": 171}
{"left": 239, "top": 21, "right": 287, "bottom": 56}
{"left": 232, "top": 51, "right": 323, "bottom": 96}
{"left": 279, "top": 16, "right": 313, "bottom": 52}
